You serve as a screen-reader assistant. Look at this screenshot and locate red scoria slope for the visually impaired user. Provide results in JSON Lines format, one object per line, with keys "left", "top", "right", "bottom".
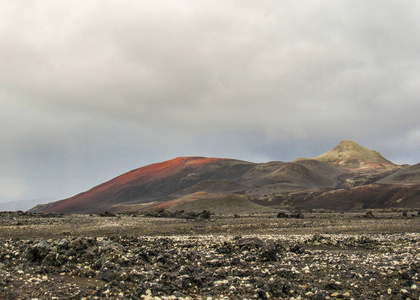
{"left": 42, "top": 157, "right": 230, "bottom": 214}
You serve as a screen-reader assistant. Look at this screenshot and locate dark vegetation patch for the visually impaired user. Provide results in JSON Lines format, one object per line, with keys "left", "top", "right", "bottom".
{"left": 143, "top": 209, "right": 211, "bottom": 220}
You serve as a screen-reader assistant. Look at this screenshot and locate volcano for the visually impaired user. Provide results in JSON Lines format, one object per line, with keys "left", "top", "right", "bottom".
{"left": 35, "top": 157, "right": 254, "bottom": 214}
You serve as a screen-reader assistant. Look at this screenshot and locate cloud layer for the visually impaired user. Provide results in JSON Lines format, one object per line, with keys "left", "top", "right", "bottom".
{"left": 1, "top": 1, "right": 420, "bottom": 203}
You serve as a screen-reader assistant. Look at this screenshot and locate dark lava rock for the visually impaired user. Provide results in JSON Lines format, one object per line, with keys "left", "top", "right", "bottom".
{"left": 1, "top": 232, "right": 420, "bottom": 299}
{"left": 289, "top": 212, "right": 304, "bottom": 219}
{"left": 290, "top": 245, "right": 305, "bottom": 254}
{"left": 313, "top": 291, "right": 327, "bottom": 299}
{"left": 269, "top": 278, "right": 292, "bottom": 297}
{"left": 68, "top": 237, "right": 90, "bottom": 251}
{"left": 364, "top": 211, "right": 374, "bottom": 218}
{"left": 97, "top": 268, "right": 119, "bottom": 282}
{"left": 277, "top": 212, "right": 289, "bottom": 218}
{"left": 145, "top": 209, "right": 212, "bottom": 220}
{"left": 98, "top": 211, "right": 117, "bottom": 217}
{"left": 57, "top": 238, "right": 69, "bottom": 251}
{"left": 216, "top": 241, "right": 235, "bottom": 254}
{"left": 256, "top": 288, "right": 268, "bottom": 299}
{"left": 259, "top": 243, "right": 279, "bottom": 261}
{"left": 238, "top": 237, "right": 264, "bottom": 248}
{"left": 277, "top": 211, "right": 304, "bottom": 218}
{"left": 23, "top": 240, "right": 51, "bottom": 262}
{"left": 325, "top": 282, "right": 342, "bottom": 290}
{"left": 136, "top": 281, "right": 169, "bottom": 296}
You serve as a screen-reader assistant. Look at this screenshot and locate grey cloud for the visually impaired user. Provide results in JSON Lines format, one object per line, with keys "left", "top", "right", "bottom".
{"left": 1, "top": 1, "right": 420, "bottom": 203}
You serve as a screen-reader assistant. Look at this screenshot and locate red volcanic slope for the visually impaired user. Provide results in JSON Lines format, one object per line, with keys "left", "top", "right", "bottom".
{"left": 43, "top": 157, "right": 229, "bottom": 214}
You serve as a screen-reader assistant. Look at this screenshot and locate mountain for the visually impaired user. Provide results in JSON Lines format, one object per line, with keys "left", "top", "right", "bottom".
{"left": 35, "top": 157, "right": 255, "bottom": 214}
{"left": 313, "top": 140, "right": 395, "bottom": 169}
{"left": 378, "top": 163, "right": 420, "bottom": 184}
{"left": 0, "top": 198, "right": 55, "bottom": 212}
{"left": 243, "top": 159, "right": 345, "bottom": 196}
{"left": 30, "top": 140, "right": 420, "bottom": 214}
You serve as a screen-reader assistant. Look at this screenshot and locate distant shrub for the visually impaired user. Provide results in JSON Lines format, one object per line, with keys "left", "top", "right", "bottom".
{"left": 144, "top": 209, "right": 211, "bottom": 220}
{"left": 277, "top": 211, "right": 304, "bottom": 219}
{"left": 277, "top": 212, "right": 289, "bottom": 218}
{"left": 98, "top": 211, "right": 117, "bottom": 217}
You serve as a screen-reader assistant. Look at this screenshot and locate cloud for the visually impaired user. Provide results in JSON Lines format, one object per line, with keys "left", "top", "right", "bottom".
{"left": 1, "top": 1, "right": 420, "bottom": 202}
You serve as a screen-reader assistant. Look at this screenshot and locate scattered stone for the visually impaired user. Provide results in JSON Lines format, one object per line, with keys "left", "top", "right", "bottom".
{"left": 325, "top": 282, "right": 342, "bottom": 290}
{"left": 0, "top": 213, "right": 419, "bottom": 299}
{"left": 364, "top": 211, "right": 374, "bottom": 218}
{"left": 23, "top": 239, "right": 51, "bottom": 262}
{"left": 277, "top": 212, "right": 289, "bottom": 218}
{"left": 277, "top": 211, "right": 304, "bottom": 219}
{"left": 98, "top": 211, "right": 117, "bottom": 217}
{"left": 144, "top": 209, "right": 212, "bottom": 220}
{"left": 237, "top": 237, "right": 264, "bottom": 248}
{"left": 259, "top": 243, "right": 279, "bottom": 261}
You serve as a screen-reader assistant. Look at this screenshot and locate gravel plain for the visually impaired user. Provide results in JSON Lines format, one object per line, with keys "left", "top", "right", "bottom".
{"left": 1, "top": 211, "right": 420, "bottom": 299}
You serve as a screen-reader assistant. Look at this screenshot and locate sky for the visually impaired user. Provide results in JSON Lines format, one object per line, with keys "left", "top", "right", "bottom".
{"left": 1, "top": 0, "right": 420, "bottom": 206}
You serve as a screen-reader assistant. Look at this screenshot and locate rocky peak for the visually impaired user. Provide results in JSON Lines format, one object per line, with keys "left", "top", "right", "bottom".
{"left": 314, "top": 140, "right": 395, "bottom": 169}
{"left": 334, "top": 140, "right": 366, "bottom": 152}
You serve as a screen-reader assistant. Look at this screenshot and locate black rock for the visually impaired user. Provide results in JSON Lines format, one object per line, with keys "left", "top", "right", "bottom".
{"left": 269, "top": 278, "right": 292, "bottom": 297}
{"left": 24, "top": 240, "right": 51, "bottom": 262}
{"left": 256, "top": 288, "right": 268, "bottom": 300}
{"left": 68, "top": 238, "right": 89, "bottom": 252}
{"left": 259, "top": 243, "right": 278, "bottom": 261}
{"left": 238, "top": 237, "right": 264, "bottom": 248}
{"left": 312, "top": 291, "right": 327, "bottom": 299}
{"left": 325, "top": 282, "right": 342, "bottom": 290}
{"left": 97, "top": 268, "right": 119, "bottom": 282}
{"left": 277, "top": 212, "right": 289, "bottom": 218}
{"left": 290, "top": 245, "right": 305, "bottom": 254}
{"left": 57, "top": 238, "right": 69, "bottom": 251}
{"left": 364, "top": 211, "right": 374, "bottom": 218}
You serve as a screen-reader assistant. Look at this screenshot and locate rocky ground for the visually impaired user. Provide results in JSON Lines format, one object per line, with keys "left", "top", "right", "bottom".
{"left": 0, "top": 211, "right": 420, "bottom": 299}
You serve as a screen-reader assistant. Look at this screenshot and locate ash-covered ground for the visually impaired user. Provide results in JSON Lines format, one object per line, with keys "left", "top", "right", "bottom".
{"left": 0, "top": 211, "right": 420, "bottom": 299}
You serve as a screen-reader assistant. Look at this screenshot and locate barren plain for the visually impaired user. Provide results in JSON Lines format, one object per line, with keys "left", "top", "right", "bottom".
{"left": 1, "top": 211, "right": 420, "bottom": 299}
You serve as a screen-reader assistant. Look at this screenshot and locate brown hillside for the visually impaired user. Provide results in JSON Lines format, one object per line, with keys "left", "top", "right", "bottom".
{"left": 255, "top": 184, "right": 420, "bottom": 210}
{"left": 379, "top": 163, "right": 420, "bottom": 184}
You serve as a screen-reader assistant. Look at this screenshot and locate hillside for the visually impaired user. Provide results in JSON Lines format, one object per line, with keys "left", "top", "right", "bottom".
{"left": 165, "top": 194, "right": 273, "bottom": 214}
{"left": 36, "top": 157, "right": 255, "bottom": 214}
{"left": 30, "top": 140, "right": 420, "bottom": 214}
{"left": 378, "top": 163, "right": 420, "bottom": 184}
{"left": 256, "top": 184, "right": 420, "bottom": 210}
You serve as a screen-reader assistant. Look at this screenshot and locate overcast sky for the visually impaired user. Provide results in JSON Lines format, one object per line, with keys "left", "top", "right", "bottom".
{"left": 1, "top": 1, "right": 420, "bottom": 205}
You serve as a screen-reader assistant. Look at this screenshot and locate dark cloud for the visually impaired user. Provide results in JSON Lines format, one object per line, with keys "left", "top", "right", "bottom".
{"left": 1, "top": 1, "right": 420, "bottom": 204}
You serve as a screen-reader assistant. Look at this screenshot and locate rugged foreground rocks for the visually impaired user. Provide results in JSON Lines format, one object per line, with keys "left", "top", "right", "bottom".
{"left": 1, "top": 233, "right": 420, "bottom": 299}
{"left": 1, "top": 211, "right": 420, "bottom": 299}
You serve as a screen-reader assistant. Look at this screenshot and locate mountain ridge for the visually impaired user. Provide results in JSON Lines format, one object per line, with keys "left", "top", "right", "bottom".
{"left": 29, "top": 140, "right": 420, "bottom": 214}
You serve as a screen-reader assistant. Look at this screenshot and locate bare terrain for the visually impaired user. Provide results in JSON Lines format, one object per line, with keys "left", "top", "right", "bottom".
{"left": 1, "top": 211, "right": 420, "bottom": 299}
